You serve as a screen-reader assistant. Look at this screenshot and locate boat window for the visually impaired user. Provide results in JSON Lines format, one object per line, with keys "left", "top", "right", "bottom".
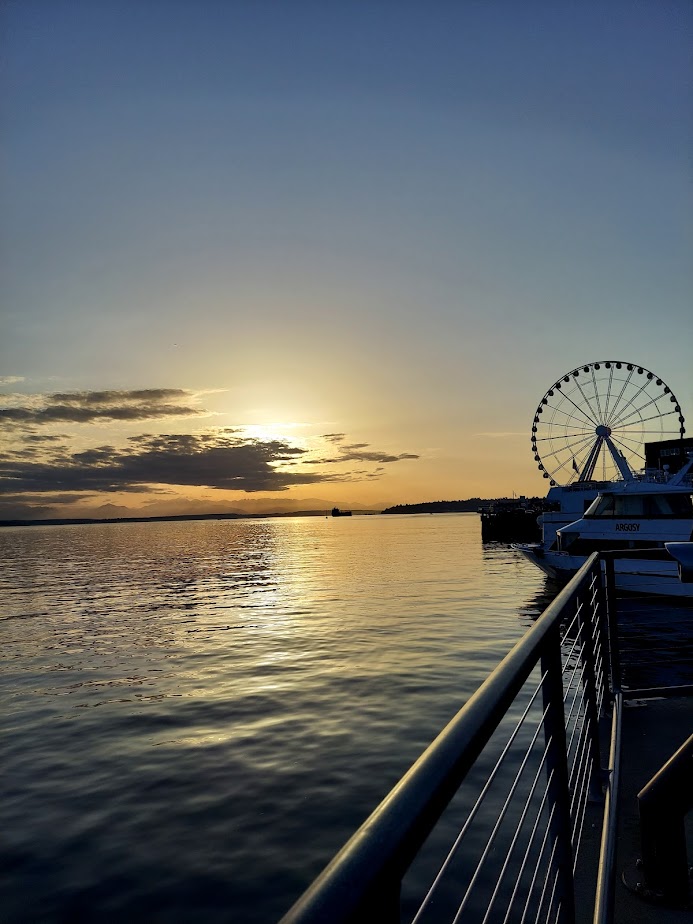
{"left": 613, "top": 496, "right": 646, "bottom": 516}
{"left": 584, "top": 496, "right": 614, "bottom": 517}
{"left": 583, "top": 493, "right": 693, "bottom": 518}
{"left": 646, "top": 493, "right": 693, "bottom": 516}
{"left": 562, "top": 538, "right": 666, "bottom": 555}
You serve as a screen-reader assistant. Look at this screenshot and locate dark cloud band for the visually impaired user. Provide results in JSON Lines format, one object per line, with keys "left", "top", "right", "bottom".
{"left": 0, "top": 389, "right": 202, "bottom": 425}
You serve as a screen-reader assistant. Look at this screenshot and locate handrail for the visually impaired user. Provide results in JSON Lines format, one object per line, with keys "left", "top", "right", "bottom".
{"left": 280, "top": 554, "right": 606, "bottom": 924}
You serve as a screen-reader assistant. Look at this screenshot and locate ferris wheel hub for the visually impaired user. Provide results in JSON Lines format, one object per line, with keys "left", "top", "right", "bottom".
{"left": 595, "top": 425, "right": 611, "bottom": 437}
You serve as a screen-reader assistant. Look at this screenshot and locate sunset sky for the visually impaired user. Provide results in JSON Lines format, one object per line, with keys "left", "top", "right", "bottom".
{"left": 2, "top": 1, "right": 691, "bottom": 519}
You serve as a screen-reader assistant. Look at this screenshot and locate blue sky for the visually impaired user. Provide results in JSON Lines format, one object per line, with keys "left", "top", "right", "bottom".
{"left": 2, "top": 1, "right": 691, "bottom": 516}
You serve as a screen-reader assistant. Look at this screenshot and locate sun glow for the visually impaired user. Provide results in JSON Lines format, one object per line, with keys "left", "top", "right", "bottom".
{"left": 239, "top": 423, "right": 308, "bottom": 445}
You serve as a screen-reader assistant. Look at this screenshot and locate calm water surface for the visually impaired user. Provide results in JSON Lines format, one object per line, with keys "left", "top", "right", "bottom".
{"left": 2, "top": 514, "right": 556, "bottom": 922}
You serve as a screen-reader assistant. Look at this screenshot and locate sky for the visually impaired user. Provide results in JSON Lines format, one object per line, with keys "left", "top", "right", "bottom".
{"left": 2, "top": 0, "right": 692, "bottom": 519}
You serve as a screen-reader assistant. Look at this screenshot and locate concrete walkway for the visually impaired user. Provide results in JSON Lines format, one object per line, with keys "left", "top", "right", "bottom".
{"left": 612, "top": 695, "right": 693, "bottom": 923}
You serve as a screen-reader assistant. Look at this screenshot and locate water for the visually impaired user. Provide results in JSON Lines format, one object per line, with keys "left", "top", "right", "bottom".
{"left": 1, "top": 513, "right": 560, "bottom": 922}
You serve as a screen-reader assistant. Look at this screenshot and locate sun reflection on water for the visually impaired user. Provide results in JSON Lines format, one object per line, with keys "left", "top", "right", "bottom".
{"left": 0, "top": 514, "right": 549, "bottom": 923}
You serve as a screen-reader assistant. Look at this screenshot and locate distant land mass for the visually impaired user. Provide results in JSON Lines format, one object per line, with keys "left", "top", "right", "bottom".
{"left": 381, "top": 497, "right": 547, "bottom": 515}
{"left": 0, "top": 511, "right": 368, "bottom": 527}
{"left": 0, "top": 497, "right": 546, "bottom": 527}
{"left": 381, "top": 499, "right": 484, "bottom": 514}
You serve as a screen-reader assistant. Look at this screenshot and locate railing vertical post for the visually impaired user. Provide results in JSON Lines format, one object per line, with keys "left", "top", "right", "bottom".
{"left": 348, "top": 881, "right": 401, "bottom": 924}
{"left": 541, "top": 624, "right": 576, "bottom": 924}
{"left": 577, "top": 581, "right": 604, "bottom": 802}
{"left": 602, "top": 556, "right": 621, "bottom": 694}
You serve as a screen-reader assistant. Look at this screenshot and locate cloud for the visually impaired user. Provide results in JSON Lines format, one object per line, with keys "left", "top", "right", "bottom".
{"left": 48, "top": 389, "right": 192, "bottom": 405}
{"left": 0, "top": 432, "right": 331, "bottom": 497}
{"left": 336, "top": 449, "right": 420, "bottom": 463}
{"left": 0, "top": 387, "right": 420, "bottom": 515}
{"left": 25, "top": 434, "right": 67, "bottom": 443}
{"left": 0, "top": 389, "right": 203, "bottom": 425}
{"left": 0, "top": 376, "right": 25, "bottom": 385}
{"left": 475, "top": 431, "right": 528, "bottom": 438}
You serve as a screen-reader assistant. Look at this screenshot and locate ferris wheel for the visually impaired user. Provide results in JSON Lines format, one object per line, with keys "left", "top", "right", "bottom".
{"left": 531, "top": 361, "right": 685, "bottom": 486}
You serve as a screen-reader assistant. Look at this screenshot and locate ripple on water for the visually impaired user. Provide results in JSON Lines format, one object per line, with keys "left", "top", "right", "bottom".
{"left": 1, "top": 515, "right": 550, "bottom": 923}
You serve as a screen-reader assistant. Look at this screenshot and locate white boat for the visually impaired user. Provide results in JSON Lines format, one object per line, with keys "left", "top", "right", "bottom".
{"left": 513, "top": 361, "right": 693, "bottom": 597}
{"left": 516, "top": 458, "right": 693, "bottom": 596}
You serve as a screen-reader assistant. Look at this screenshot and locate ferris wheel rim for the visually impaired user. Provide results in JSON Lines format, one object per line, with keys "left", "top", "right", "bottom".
{"left": 530, "top": 361, "right": 686, "bottom": 487}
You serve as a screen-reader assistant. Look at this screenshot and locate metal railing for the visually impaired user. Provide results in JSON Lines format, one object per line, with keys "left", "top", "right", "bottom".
{"left": 280, "top": 554, "right": 615, "bottom": 924}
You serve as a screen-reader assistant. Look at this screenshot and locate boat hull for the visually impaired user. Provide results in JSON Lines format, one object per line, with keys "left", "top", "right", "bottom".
{"left": 514, "top": 544, "right": 693, "bottom": 598}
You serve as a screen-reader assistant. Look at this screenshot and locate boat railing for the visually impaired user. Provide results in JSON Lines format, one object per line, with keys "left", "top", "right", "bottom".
{"left": 280, "top": 554, "right": 615, "bottom": 924}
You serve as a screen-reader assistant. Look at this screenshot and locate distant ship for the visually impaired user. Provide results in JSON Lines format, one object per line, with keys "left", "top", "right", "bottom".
{"left": 331, "top": 507, "right": 352, "bottom": 517}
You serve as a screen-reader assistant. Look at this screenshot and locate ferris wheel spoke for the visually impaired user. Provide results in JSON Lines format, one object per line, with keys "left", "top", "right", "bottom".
{"left": 572, "top": 377, "right": 602, "bottom": 424}
{"left": 603, "top": 368, "right": 635, "bottom": 428}
{"left": 542, "top": 403, "right": 596, "bottom": 429}
{"left": 607, "top": 380, "right": 651, "bottom": 428}
{"left": 610, "top": 431, "right": 652, "bottom": 451}
{"left": 602, "top": 365, "right": 616, "bottom": 421}
{"left": 533, "top": 429, "right": 599, "bottom": 442}
{"left": 590, "top": 367, "right": 605, "bottom": 420}
{"left": 551, "top": 452, "right": 584, "bottom": 480}
{"left": 559, "top": 406, "right": 606, "bottom": 434}
{"left": 552, "top": 432, "right": 611, "bottom": 482}
{"left": 610, "top": 433, "right": 645, "bottom": 464}
{"left": 610, "top": 431, "right": 647, "bottom": 453}
{"left": 552, "top": 388, "right": 601, "bottom": 429}
{"left": 542, "top": 392, "right": 597, "bottom": 428}
{"left": 538, "top": 432, "right": 597, "bottom": 461}
{"left": 543, "top": 402, "right": 598, "bottom": 427}
{"left": 616, "top": 431, "right": 683, "bottom": 442}
{"left": 612, "top": 402, "right": 679, "bottom": 431}
{"left": 609, "top": 391, "right": 658, "bottom": 428}
{"left": 539, "top": 413, "right": 596, "bottom": 432}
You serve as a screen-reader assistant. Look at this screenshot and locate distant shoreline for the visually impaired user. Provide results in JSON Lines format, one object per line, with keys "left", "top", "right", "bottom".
{"left": 0, "top": 498, "right": 543, "bottom": 527}
{"left": 0, "top": 511, "right": 375, "bottom": 527}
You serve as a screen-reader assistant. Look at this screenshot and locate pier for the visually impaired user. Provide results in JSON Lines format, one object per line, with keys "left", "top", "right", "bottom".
{"left": 612, "top": 693, "right": 692, "bottom": 924}
{"left": 280, "top": 551, "right": 693, "bottom": 924}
